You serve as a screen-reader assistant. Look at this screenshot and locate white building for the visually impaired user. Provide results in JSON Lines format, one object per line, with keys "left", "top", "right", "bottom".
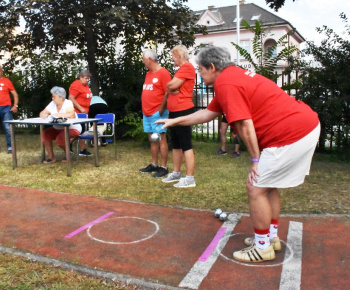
{"left": 191, "top": 1, "right": 304, "bottom": 87}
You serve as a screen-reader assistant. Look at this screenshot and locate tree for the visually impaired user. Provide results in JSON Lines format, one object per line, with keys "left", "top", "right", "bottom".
{"left": 231, "top": 20, "right": 299, "bottom": 82}
{"left": 265, "top": 0, "right": 296, "bottom": 11}
{"left": 292, "top": 13, "right": 350, "bottom": 154}
{"left": 4, "top": 0, "right": 204, "bottom": 94}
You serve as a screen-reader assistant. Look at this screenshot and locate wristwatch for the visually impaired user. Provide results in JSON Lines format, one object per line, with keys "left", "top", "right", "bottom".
{"left": 14, "top": 105, "right": 18, "bottom": 107}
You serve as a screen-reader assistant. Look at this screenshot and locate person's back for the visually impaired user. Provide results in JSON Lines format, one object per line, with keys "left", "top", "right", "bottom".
{"left": 213, "top": 65, "right": 319, "bottom": 150}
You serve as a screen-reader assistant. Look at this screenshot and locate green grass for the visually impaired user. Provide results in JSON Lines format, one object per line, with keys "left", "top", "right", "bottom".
{"left": 0, "top": 133, "right": 349, "bottom": 288}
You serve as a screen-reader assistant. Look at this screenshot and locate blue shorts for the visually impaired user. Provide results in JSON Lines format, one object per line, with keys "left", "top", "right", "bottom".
{"left": 143, "top": 110, "right": 169, "bottom": 134}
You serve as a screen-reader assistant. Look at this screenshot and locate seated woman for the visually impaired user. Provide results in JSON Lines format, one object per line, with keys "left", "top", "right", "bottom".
{"left": 39, "top": 86, "right": 82, "bottom": 163}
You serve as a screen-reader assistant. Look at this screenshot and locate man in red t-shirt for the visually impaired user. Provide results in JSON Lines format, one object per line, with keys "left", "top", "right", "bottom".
{"left": 160, "top": 45, "right": 196, "bottom": 188}
{"left": 0, "top": 66, "right": 19, "bottom": 153}
{"left": 139, "top": 49, "right": 171, "bottom": 178}
{"left": 156, "top": 46, "right": 320, "bottom": 263}
{"left": 69, "top": 69, "right": 93, "bottom": 156}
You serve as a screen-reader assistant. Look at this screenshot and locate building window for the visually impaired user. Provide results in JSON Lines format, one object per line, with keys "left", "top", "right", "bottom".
{"left": 233, "top": 17, "right": 243, "bottom": 22}
{"left": 264, "top": 39, "right": 277, "bottom": 58}
{"left": 251, "top": 14, "right": 261, "bottom": 21}
{"left": 239, "top": 40, "right": 250, "bottom": 59}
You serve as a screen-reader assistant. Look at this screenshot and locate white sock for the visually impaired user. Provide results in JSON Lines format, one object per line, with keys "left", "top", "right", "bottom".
{"left": 254, "top": 232, "right": 271, "bottom": 250}
{"left": 269, "top": 221, "right": 279, "bottom": 238}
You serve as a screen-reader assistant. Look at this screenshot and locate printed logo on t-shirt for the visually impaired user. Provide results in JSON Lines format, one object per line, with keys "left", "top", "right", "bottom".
{"left": 0, "top": 87, "right": 2, "bottom": 91}
{"left": 0, "top": 83, "right": 4, "bottom": 86}
{"left": 245, "top": 71, "right": 256, "bottom": 78}
{"left": 143, "top": 84, "right": 153, "bottom": 91}
{"left": 87, "top": 93, "right": 92, "bottom": 98}
{"left": 152, "top": 78, "right": 159, "bottom": 83}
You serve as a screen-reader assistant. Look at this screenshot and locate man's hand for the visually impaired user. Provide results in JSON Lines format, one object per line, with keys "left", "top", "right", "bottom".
{"left": 155, "top": 118, "right": 176, "bottom": 129}
{"left": 10, "top": 106, "right": 18, "bottom": 113}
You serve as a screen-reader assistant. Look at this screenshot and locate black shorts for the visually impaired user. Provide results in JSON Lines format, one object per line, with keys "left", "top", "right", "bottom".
{"left": 169, "top": 107, "right": 195, "bottom": 152}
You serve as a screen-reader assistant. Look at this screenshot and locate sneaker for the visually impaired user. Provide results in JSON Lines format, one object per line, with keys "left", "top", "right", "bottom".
{"left": 173, "top": 177, "right": 196, "bottom": 188}
{"left": 139, "top": 164, "right": 159, "bottom": 173}
{"left": 162, "top": 172, "right": 181, "bottom": 183}
{"left": 70, "top": 144, "right": 73, "bottom": 154}
{"left": 7, "top": 147, "right": 12, "bottom": 154}
{"left": 216, "top": 148, "right": 227, "bottom": 155}
{"left": 231, "top": 151, "right": 240, "bottom": 158}
{"left": 79, "top": 149, "right": 92, "bottom": 156}
{"left": 244, "top": 236, "right": 281, "bottom": 252}
{"left": 233, "top": 244, "right": 275, "bottom": 263}
{"left": 153, "top": 167, "right": 169, "bottom": 178}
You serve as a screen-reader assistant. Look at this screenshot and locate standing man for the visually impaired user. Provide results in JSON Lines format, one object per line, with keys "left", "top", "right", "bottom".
{"left": 156, "top": 46, "right": 320, "bottom": 262}
{"left": 0, "top": 65, "right": 19, "bottom": 154}
{"left": 69, "top": 69, "right": 93, "bottom": 156}
{"left": 139, "top": 49, "right": 171, "bottom": 178}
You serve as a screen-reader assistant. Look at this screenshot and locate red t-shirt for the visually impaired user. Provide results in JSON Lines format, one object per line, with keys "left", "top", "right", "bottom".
{"left": 167, "top": 62, "right": 195, "bottom": 112}
{"left": 207, "top": 66, "right": 319, "bottom": 150}
{"left": 0, "top": 77, "right": 15, "bottom": 106}
{"left": 69, "top": 80, "right": 93, "bottom": 113}
{"left": 141, "top": 67, "right": 171, "bottom": 116}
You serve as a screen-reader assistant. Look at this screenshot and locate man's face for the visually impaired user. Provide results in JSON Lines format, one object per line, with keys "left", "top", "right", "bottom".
{"left": 198, "top": 64, "right": 217, "bottom": 86}
{"left": 142, "top": 55, "right": 151, "bottom": 70}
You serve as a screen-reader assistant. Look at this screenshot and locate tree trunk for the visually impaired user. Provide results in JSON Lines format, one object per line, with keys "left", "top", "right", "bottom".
{"left": 83, "top": 14, "right": 99, "bottom": 95}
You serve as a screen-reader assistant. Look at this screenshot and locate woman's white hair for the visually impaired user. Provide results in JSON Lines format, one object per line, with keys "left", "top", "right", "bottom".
{"left": 171, "top": 45, "right": 190, "bottom": 61}
{"left": 50, "top": 86, "right": 66, "bottom": 99}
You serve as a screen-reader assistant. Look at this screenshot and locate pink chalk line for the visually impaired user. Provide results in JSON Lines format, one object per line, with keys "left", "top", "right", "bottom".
{"left": 198, "top": 227, "right": 227, "bottom": 262}
{"left": 65, "top": 212, "right": 114, "bottom": 238}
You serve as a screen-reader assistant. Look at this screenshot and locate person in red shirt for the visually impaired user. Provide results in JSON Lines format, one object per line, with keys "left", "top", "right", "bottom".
{"left": 139, "top": 49, "right": 171, "bottom": 178}
{"left": 161, "top": 45, "right": 196, "bottom": 188}
{"left": 69, "top": 69, "right": 93, "bottom": 156}
{"left": 156, "top": 46, "right": 320, "bottom": 263}
{"left": 0, "top": 65, "right": 19, "bottom": 153}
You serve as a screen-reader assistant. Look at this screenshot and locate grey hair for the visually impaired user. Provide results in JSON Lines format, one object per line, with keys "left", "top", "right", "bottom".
{"left": 195, "top": 46, "right": 234, "bottom": 71}
{"left": 171, "top": 45, "right": 190, "bottom": 60}
{"left": 78, "top": 69, "right": 91, "bottom": 78}
{"left": 143, "top": 49, "right": 158, "bottom": 62}
{"left": 50, "top": 86, "right": 66, "bottom": 99}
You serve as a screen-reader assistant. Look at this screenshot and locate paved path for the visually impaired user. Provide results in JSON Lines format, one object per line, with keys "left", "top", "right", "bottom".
{"left": 0, "top": 185, "right": 349, "bottom": 289}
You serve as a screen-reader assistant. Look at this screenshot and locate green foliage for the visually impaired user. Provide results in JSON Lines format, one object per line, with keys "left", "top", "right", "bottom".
{"left": 231, "top": 20, "right": 299, "bottom": 82}
{"left": 118, "top": 113, "right": 147, "bottom": 142}
{"left": 8, "top": 52, "right": 85, "bottom": 118}
{"left": 3, "top": 0, "right": 205, "bottom": 95}
{"left": 292, "top": 13, "right": 350, "bottom": 155}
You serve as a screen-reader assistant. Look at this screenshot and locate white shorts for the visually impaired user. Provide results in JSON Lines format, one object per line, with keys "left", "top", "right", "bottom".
{"left": 253, "top": 123, "right": 320, "bottom": 188}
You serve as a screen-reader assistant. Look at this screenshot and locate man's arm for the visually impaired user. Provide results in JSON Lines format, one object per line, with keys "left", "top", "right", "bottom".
{"left": 156, "top": 109, "right": 220, "bottom": 128}
{"left": 10, "top": 90, "right": 19, "bottom": 113}
{"left": 159, "top": 91, "right": 168, "bottom": 117}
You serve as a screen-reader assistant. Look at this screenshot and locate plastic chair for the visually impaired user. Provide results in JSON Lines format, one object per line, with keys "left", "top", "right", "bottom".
{"left": 77, "top": 113, "right": 116, "bottom": 159}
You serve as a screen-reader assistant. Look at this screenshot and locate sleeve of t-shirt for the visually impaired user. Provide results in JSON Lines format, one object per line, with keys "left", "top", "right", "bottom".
{"left": 7, "top": 79, "right": 15, "bottom": 91}
{"left": 69, "top": 82, "right": 79, "bottom": 97}
{"left": 207, "top": 97, "right": 222, "bottom": 113}
{"left": 160, "top": 69, "right": 172, "bottom": 92}
{"left": 174, "top": 64, "right": 195, "bottom": 81}
{"left": 45, "top": 101, "right": 56, "bottom": 113}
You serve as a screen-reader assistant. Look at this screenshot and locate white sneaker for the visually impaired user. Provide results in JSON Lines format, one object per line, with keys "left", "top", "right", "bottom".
{"left": 162, "top": 172, "right": 181, "bottom": 183}
{"left": 173, "top": 177, "right": 196, "bottom": 188}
